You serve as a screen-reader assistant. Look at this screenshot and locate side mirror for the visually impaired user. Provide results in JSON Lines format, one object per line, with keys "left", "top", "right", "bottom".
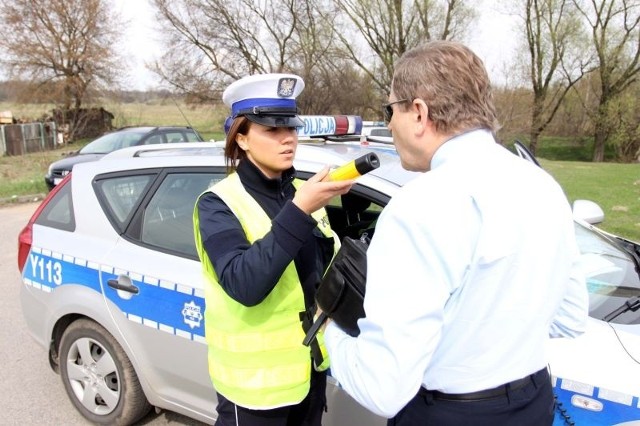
{"left": 572, "top": 199, "right": 605, "bottom": 225}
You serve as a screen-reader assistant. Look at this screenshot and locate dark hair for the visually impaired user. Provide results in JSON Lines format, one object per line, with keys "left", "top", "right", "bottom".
{"left": 224, "top": 116, "right": 251, "bottom": 173}
{"left": 392, "top": 41, "right": 500, "bottom": 135}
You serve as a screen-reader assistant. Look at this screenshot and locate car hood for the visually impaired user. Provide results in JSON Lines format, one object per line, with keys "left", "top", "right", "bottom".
{"left": 49, "top": 153, "right": 106, "bottom": 170}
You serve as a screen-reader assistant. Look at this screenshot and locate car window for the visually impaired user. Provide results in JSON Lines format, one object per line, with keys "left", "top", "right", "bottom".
{"left": 322, "top": 187, "right": 387, "bottom": 241}
{"left": 575, "top": 222, "right": 640, "bottom": 325}
{"left": 370, "top": 128, "right": 392, "bottom": 138}
{"left": 137, "top": 173, "right": 386, "bottom": 258}
{"left": 121, "top": 133, "right": 147, "bottom": 148}
{"left": 185, "top": 131, "right": 202, "bottom": 142}
{"left": 142, "top": 134, "right": 164, "bottom": 145}
{"left": 35, "top": 181, "right": 75, "bottom": 232}
{"left": 79, "top": 133, "right": 122, "bottom": 154}
{"left": 81, "top": 131, "right": 148, "bottom": 154}
{"left": 164, "top": 132, "right": 188, "bottom": 143}
{"left": 293, "top": 172, "right": 389, "bottom": 241}
{"left": 95, "top": 175, "right": 154, "bottom": 228}
{"left": 141, "top": 173, "right": 223, "bottom": 257}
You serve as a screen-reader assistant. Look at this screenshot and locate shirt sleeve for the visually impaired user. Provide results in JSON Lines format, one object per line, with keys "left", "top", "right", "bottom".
{"left": 549, "top": 244, "right": 589, "bottom": 338}
{"left": 324, "top": 186, "right": 479, "bottom": 418}
{"left": 197, "top": 192, "right": 317, "bottom": 306}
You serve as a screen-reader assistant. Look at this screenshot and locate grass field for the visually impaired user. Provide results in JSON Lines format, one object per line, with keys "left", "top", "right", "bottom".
{"left": 1, "top": 102, "right": 639, "bottom": 242}
{"left": 0, "top": 100, "right": 226, "bottom": 134}
{"left": 540, "top": 159, "right": 640, "bottom": 242}
{"left": 0, "top": 101, "right": 224, "bottom": 200}
{"left": 107, "top": 101, "right": 224, "bottom": 134}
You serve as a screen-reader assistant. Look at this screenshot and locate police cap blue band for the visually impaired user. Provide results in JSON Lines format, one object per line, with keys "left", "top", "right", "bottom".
{"left": 232, "top": 98, "right": 297, "bottom": 119}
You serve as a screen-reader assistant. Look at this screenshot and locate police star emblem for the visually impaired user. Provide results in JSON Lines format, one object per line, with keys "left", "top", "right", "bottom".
{"left": 277, "top": 78, "right": 296, "bottom": 97}
{"left": 182, "top": 301, "right": 203, "bottom": 329}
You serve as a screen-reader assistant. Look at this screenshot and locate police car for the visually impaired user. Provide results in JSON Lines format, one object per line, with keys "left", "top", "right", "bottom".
{"left": 18, "top": 117, "right": 640, "bottom": 425}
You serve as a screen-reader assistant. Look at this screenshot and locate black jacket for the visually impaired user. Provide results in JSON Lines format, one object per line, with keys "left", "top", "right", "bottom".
{"left": 197, "top": 159, "right": 335, "bottom": 308}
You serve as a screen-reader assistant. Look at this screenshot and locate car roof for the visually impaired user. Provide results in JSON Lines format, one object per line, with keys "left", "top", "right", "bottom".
{"left": 113, "top": 126, "right": 156, "bottom": 132}
{"left": 114, "top": 126, "right": 197, "bottom": 132}
{"left": 98, "top": 140, "right": 420, "bottom": 187}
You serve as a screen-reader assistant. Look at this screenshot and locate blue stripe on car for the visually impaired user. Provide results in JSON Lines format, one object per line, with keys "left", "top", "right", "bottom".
{"left": 552, "top": 377, "right": 640, "bottom": 424}
{"left": 22, "top": 247, "right": 206, "bottom": 342}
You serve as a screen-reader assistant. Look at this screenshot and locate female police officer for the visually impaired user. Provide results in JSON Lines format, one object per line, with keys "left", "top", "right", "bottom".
{"left": 193, "top": 73, "right": 352, "bottom": 426}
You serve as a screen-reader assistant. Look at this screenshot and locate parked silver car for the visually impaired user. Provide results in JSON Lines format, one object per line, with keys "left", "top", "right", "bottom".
{"left": 44, "top": 126, "right": 204, "bottom": 190}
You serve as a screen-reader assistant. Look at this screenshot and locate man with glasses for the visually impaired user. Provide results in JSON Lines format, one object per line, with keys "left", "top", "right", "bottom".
{"left": 323, "top": 41, "right": 588, "bottom": 425}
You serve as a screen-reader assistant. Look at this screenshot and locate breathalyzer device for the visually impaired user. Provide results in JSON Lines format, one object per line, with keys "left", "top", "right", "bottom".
{"left": 328, "top": 153, "right": 380, "bottom": 181}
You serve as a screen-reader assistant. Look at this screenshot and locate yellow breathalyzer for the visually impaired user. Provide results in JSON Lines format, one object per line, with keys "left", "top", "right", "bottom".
{"left": 328, "top": 153, "right": 380, "bottom": 181}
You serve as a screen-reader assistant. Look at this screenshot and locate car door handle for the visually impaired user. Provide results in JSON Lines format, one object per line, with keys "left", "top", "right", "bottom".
{"left": 107, "top": 278, "right": 139, "bottom": 294}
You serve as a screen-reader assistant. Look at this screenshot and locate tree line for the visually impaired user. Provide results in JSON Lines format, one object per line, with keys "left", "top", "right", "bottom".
{"left": 0, "top": 0, "right": 638, "bottom": 162}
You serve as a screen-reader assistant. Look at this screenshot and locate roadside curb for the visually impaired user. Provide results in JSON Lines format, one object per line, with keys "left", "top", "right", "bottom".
{"left": 0, "top": 194, "right": 46, "bottom": 207}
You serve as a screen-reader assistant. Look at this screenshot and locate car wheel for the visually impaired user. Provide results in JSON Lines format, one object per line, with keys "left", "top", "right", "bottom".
{"left": 59, "top": 319, "right": 152, "bottom": 425}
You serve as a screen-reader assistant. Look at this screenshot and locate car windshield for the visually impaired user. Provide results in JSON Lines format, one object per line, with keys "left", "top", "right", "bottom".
{"left": 575, "top": 221, "right": 640, "bottom": 325}
{"left": 370, "top": 128, "right": 392, "bottom": 138}
{"left": 79, "top": 130, "right": 149, "bottom": 154}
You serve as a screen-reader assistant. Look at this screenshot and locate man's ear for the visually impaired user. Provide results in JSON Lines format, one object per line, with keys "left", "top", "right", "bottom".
{"left": 413, "top": 100, "right": 429, "bottom": 135}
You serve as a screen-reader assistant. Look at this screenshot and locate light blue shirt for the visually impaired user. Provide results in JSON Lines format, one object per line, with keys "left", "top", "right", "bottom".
{"left": 324, "top": 129, "right": 588, "bottom": 418}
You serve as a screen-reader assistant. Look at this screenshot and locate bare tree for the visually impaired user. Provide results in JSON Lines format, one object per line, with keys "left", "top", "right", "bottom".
{"left": 152, "top": 1, "right": 332, "bottom": 97}
{"left": 574, "top": 0, "right": 640, "bottom": 162}
{"left": 0, "top": 0, "right": 123, "bottom": 140}
{"left": 151, "top": 0, "right": 274, "bottom": 101}
{"left": 545, "top": 76, "right": 595, "bottom": 141}
{"left": 150, "top": 0, "right": 382, "bottom": 119}
{"left": 606, "top": 81, "right": 640, "bottom": 161}
{"left": 333, "top": 0, "right": 476, "bottom": 93}
{"left": 514, "top": 0, "right": 589, "bottom": 155}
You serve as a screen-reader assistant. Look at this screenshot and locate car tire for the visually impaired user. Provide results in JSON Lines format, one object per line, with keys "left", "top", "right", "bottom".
{"left": 59, "top": 319, "right": 152, "bottom": 425}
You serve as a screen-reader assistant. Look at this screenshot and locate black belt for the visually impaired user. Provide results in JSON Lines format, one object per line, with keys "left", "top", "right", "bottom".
{"left": 422, "top": 368, "right": 549, "bottom": 402}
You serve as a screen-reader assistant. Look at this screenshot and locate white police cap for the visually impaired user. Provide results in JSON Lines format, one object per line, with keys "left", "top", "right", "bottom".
{"left": 222, "top": 73, "right": 305, "bottom": 129}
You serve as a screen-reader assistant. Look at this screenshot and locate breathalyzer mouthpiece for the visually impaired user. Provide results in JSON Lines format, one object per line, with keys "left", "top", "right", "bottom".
{"left": 328, "top": 153, "right": 380, "bottom": 181}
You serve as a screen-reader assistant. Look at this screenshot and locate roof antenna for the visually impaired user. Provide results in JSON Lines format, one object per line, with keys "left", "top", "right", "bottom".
{"left": 170, "top": 95, "right": 194, "bottom": 128}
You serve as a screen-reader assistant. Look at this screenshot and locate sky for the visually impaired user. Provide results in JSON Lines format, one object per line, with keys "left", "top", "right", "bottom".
{"left": 113, "top": 0, "right": 163, "bottom": 91}
{"left": 468, "top": 1, "right": 520, "bottom": 84}
{"left": 113, "top": 0, "right": 519, "bottom": 91}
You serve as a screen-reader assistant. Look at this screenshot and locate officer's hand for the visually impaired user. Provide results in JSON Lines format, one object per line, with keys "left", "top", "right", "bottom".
{"left": 293, "top": 167, "right": 353, "bottom": 215}
{"left": 315, "top": 306, "right": 332, "bottom": 334}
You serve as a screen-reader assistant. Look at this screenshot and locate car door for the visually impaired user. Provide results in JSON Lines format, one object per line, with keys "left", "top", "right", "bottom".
{"left": 94, "top": 167, "right": 225, "bottom": 421}
{"left": 297, "top": 176, "right": 391, "bottom": 426}
{"left": 94, "top": 163, "right": 393, "bottom": 424}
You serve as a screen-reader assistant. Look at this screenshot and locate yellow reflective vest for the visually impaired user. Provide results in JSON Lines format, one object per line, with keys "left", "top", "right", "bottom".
{"left": 193, "top": 172, "right": 337, "bottom": 409}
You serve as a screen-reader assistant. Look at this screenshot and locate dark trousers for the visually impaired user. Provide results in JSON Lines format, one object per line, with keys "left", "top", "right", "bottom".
{"left": 214, "top": 369, "right": 326, "bottom": 426}
{"left": 388, "top": 369, "right": 554, "bottom": 426}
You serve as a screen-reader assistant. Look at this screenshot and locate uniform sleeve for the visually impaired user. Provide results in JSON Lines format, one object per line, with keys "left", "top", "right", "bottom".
{"left": 197, "top": 192, "right": 317, "bottom": 306}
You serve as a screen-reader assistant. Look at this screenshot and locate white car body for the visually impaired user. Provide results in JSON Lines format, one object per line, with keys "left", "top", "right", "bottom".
{"left": 19, "top": 137, "right": 640, "bottom": 425}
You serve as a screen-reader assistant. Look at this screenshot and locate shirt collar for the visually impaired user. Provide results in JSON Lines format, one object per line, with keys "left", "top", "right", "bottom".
{"left": 430, "top": 129, "right": 497, "bottom": 170}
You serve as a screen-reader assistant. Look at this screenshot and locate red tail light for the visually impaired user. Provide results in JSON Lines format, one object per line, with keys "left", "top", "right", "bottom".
{"left": 17, "top": 175, "right": 71, "bottom": 272}
{"left": 17, "top": 224, "right": 32, "bottom": 273}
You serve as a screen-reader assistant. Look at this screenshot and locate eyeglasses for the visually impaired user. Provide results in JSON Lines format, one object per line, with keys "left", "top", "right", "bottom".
{"left": 383, "top": 99, "right": 410, "bottom": 124}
